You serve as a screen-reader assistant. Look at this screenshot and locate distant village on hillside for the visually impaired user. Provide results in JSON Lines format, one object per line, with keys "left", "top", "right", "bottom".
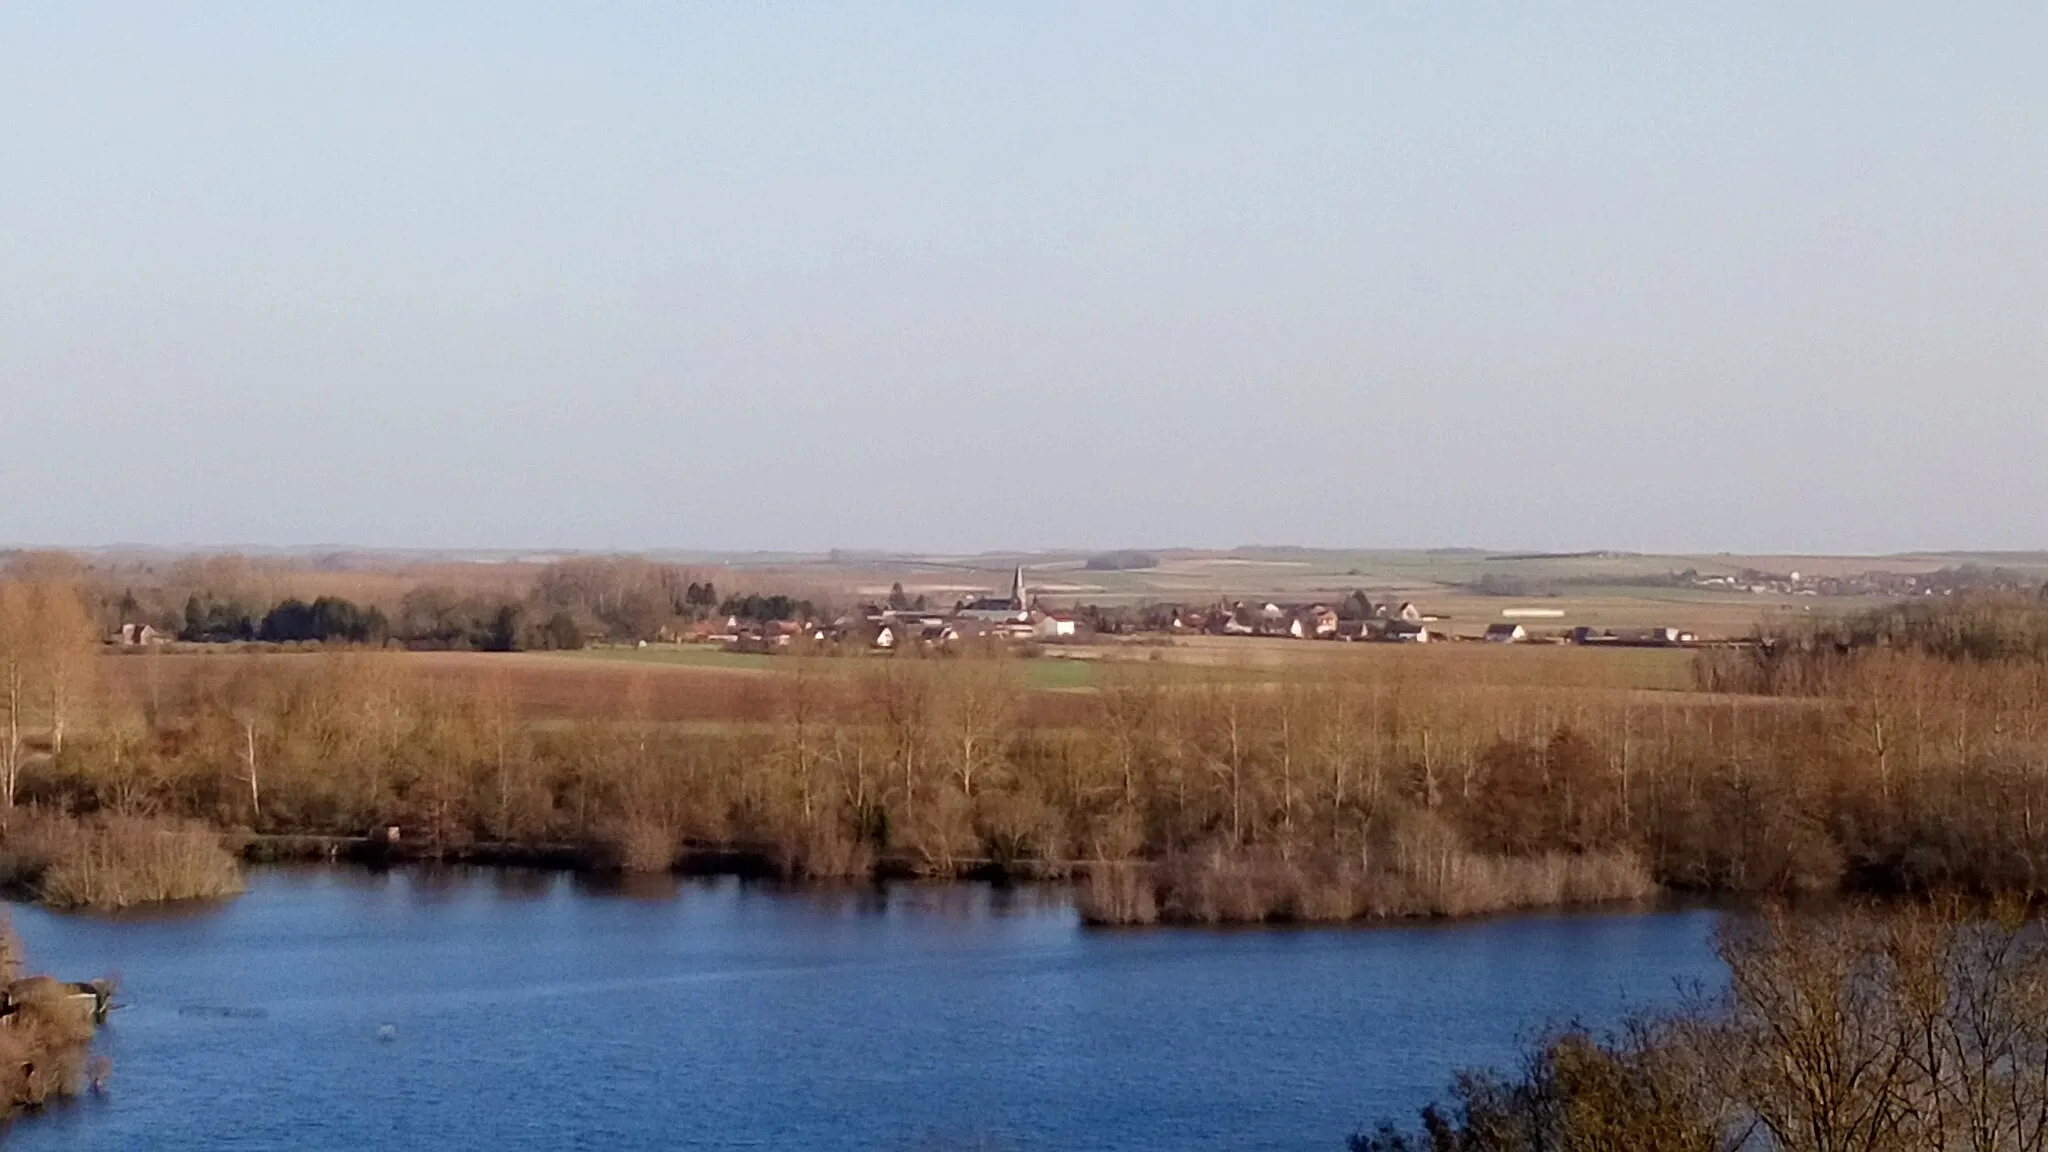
{"left": 90, "top": 551, "right": 2045, "bottom": 657}
{"left": 715, "top": 568, "right": 1708, "bottom": 653}
{"left": 723, "top": 567, "right": 1076, "bottom": 652}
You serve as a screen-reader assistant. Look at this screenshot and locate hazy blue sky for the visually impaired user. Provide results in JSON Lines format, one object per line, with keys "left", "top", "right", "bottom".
{"left": 2, "top": 3, "right": 2041, "bottom": 554}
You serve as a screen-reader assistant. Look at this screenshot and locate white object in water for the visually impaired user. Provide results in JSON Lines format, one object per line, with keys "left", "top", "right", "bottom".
{"left": 377, "top": 1024, "right": 397, "bottom": 1042}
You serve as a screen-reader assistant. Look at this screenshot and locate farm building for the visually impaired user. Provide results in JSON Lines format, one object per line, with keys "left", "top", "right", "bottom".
{"left": 1036, "top": 614, "right": 1078, "bottom": 639}
{"left": 1483, "top": 623, "right": 1529, "bottom": 643}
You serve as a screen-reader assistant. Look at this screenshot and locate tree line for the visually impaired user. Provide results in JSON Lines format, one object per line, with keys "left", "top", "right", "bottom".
{"left": 73, "top": 553, "right": 828, "bottom": 650}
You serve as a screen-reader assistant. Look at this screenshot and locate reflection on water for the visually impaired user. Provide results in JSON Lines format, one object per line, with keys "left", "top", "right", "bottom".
{"left": 7, "top": 868, "right": 1722, "bottom": 1152}
{"left": 488, "top": 866, "right": 557, "bottom": 902}
{"left": 568, "top": 869, "right": 685, "bottom": 902}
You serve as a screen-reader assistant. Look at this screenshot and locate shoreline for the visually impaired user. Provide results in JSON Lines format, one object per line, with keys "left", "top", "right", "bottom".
{"left": 219, "top": 840, "right": 1688, "bottom": 928}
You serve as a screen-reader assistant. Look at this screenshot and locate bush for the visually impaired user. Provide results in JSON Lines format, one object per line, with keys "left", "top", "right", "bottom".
{"left": 774, "top": 821, "right": 877, "bottom": 881}
{"left": 0, "top": 812, "right": 244, "bottom": 909}
{"left": 1077, "top": 862, "right": 1158, "bottom": 926}
{"left": 597, "top": 820, "right": 678, "bottom": 873}
{"left": 0, "top": 914, "right": 109, "bottom": 1115}
{"left": 1361, "top": 900, "right": 2048, "bottom": 1152}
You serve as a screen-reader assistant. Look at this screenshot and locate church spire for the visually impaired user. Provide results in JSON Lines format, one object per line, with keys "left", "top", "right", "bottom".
{"left": 1011, "top": 565, "right": 1027, "bottom": 610}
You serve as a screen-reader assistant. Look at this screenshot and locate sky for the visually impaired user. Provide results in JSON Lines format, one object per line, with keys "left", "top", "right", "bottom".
{"left": 1, "top": 3, "right": 2042, "bottom": 556}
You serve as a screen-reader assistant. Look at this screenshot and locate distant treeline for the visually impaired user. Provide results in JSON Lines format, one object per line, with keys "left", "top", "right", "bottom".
{"left": 175, "top": 590, "right": 583, "bottom": 652}
{"left": 1698, "top": 591, "right": 2048, "bottom": 691}
{"left": 1083, "top": 551, "right": 1161, "bottom": 572}
{"left": 96, "top": 556, "right": 824, "bottom": 650}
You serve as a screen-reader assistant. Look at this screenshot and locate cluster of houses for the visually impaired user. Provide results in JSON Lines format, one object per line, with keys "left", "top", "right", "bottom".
{"left": 113, "top": 623, "right": 169, "bottom": 646}
{"left": 1162, "top": 600, "right": 1706, "bottom": 646}
{"left": 1166, "top": 600, "right": 1443, "bottom": 643}
{"left": 718, "top": 572, "right": 1712, "bottom": 654}
{"left": 723, "top": 568, "right": 1080, "bottom": 653}
{"left": 1565, "top": 625, "right": 1700, "bottom": 646}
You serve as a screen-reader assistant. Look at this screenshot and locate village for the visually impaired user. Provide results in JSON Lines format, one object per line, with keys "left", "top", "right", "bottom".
{"left": 718, "top": 568, "right": 1707, "bottom": 654}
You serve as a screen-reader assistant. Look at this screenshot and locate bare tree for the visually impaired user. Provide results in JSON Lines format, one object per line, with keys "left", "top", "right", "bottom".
{"left": 0, "top": 583, "right": 35, "bottom": 807}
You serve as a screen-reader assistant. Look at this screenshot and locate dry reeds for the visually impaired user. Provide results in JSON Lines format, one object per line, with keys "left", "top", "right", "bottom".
{"left": 0, "top": 812, "right": 244, "bottom": 909}
{"left": 1096, "top": 837, "right": 1656, "bottom": 927}
{"left": 600, "top": 820, "right": 678, "bottom": 874}
{"left": 1076, "top": 862, "right": 1159, "bottom": 927}
{"left": 774, "top": 822, "right": 878, "bottom": 881}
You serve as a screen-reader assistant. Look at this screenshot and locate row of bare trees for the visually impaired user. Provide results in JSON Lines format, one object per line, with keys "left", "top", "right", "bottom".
{"left": 16, "top": 652, "right": 2047, "bottom": 903}
{"left": 0, "top": 579, "right": 97, "bottom": 809}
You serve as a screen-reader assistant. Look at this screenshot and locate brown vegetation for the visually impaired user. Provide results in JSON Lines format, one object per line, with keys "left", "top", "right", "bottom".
{"left": 601, "top": 819, "right": 681, "bottom": 874}
{"left": 1358, "top": 899, "right": 2048, "bottom": 1152}
{"left": 13, "top": 558, "right": 2048, "bottom": 924}
{"left": 1082, "top": 826, "right": 1654, "bottom": 927}
{"left": 0, "top": 811, "right": 244, "bottom": 909}
{"left": 0, "top": 917, "right": 107, "bottom": 1114}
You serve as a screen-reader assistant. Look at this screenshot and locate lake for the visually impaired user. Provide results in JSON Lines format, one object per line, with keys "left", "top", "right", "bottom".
{"left": 5, "top": 869, "right": 1721, "bottom": 1151}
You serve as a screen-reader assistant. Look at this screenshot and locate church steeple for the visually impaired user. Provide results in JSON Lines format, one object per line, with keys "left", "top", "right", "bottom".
{"left": 1010, "top": 566, "right": 1027, "bottom": 610}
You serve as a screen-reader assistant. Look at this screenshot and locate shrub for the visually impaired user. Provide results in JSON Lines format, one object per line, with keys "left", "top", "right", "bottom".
{"left": 1077, "top": 862, "right": 1158, "bottom": 926}
{"left": 775, "top": 821, "right": 877, "bottom": 881}
{"left": 1361, "top": 900, "right": 2048, "bottom": 1152}
{"left": 0, "top": 812, "right": 244, "bottom": 909}
{"left": 0, "top": 914, "right": 108, "bottom": 1114}
{"left": 601, "top": 820, "right": 678, "bottom": 874}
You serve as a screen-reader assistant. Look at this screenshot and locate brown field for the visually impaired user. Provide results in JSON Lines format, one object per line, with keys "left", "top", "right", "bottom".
{"left": 100, "top": 649, "right": 787, "bottom": 727}
{"left": 97, "top": 637, "right": 1737, "bottom": 737}
{"left": 1117, "top": 634, "right": 1698, "bottom": 688}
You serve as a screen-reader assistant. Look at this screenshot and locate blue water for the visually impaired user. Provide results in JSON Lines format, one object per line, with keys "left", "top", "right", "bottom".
{"left": 4, "top": 869, "right": 1720, "bottom": 1151}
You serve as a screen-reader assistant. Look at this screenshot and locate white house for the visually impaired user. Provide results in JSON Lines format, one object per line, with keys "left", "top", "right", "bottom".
{"left": 1035, "top": 614, "right": 1078, "bottom": 639}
